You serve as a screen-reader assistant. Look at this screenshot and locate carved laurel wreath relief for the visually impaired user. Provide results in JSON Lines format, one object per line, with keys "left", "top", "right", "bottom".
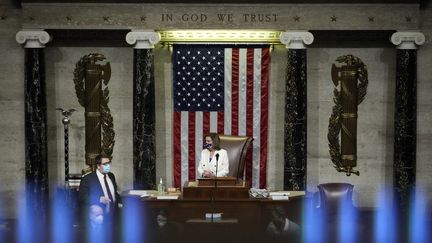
{"left": 328, "top": 55, "right": 368, "bottom": 176}
{"left": 73, "top": 53, "right": 115, "bottom": 171}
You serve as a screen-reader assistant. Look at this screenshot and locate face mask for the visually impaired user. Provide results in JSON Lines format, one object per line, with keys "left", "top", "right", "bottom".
{"left": 204, "top": 143, "right": 212, "bottom": 149}
{"left": 157, "top": 220, "right": 167, "bottom": 227}
{"left": 102, "top": 164, "right": 111, "bottom": 174}
{"left": 157, "top": 216, "right": 167, "bottom": 227}
{"left": 94, "top": 215, "right": 103, "bottom": 225}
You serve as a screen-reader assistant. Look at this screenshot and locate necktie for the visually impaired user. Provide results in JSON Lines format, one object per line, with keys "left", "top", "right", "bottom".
{"left": 104, "top": 174, "right": 114, "bottom": 212}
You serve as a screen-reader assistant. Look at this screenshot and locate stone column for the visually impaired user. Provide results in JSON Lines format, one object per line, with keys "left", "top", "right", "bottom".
{"left": 16, "top": 30, "right": 51, "bottom": 240}
{"left": 126, "top": 30, "right": 161, "bottom": 189}
{"left": 390, "top": 31, "right": 425, "bottom": 213}
{"left": 280, "top": 31, "right": 314, "bottom": 190}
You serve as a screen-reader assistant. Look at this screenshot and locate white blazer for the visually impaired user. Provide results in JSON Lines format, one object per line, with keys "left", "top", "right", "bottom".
{"left": 197, "top": 149, "right": 229, "bottom": 177}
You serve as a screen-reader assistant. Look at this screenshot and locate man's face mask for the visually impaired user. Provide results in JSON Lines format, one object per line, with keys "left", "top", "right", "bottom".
{"left": 102, "top": 164, "right": 111, "bottom": 174}
{"left": 157, "top": 215, "right": 167, "bottom": 227}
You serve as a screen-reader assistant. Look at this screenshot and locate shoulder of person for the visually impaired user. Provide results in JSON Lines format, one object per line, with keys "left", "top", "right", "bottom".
{"left": 218, "top": 149, "right": 228, "bottom": 154}
{"left": 108, "top": 172, "right": 116, "bottom": 179}
{"left": 266, "top": 222, "right": 277, "bottom": 231}
{"left": 81, "top": 171, "right": 96, "bottom": 179}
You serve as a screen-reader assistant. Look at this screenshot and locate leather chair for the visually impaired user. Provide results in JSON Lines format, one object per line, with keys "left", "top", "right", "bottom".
{"left": 317, "top": 183, "right": 355, "bottom": 215}
{"left": 218, "top": 134, "right": 253, "bottom": 180}
{"left": 316, "top": 183, "right": 358, "bottom": 242}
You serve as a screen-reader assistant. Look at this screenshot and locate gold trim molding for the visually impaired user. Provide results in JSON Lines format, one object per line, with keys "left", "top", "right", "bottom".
{"left": 158, "top": 29, "right": 282, "bottom": 43}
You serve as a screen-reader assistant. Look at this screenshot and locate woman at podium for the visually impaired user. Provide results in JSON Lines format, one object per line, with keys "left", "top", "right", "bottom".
{"left": 198, "top": 133, "right": 229, "bottom": 178}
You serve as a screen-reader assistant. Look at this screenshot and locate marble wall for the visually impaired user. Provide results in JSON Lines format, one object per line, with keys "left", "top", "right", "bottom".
{"left": 44, "top": 47, "right": 134, "bottom": 193}
{"left": 417, "top": 6, "right": 432, "bottom": 205}
{"left": 0, "top": 2, "right": 24, "bottom": 219}
{"left": 307, "top": 47, "right": 396, "bottom": 206}
{"left": 1, "top": 2, "right": 432, "bottom": 219}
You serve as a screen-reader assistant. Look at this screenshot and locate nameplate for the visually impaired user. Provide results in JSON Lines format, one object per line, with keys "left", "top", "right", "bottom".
{"left": 269, "top": 191, "right": 290, "bottom": 197}
{"left": 271, "top": 195, "right": 289, "bottom": 200}
{"left": 205, "top": 213, "right": 222, "bottom": 220}
{"left": 156, "top": 195, "right": 179, "bottom": 200}
{"left": 128, "top": 190, "right": 149, "bottom": 196}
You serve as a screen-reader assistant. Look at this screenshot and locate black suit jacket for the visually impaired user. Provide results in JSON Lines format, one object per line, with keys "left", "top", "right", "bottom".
{"left": 78, "top": 171, "right": 122, "bottom": 212}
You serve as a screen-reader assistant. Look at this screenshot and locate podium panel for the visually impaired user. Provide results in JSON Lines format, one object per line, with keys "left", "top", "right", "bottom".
{"left": 183, "top": 180, "right": 250, "bottom": 199}
{"left": 197, "top": 176, "right": 238, "bottom": 186}
{"left": 122, "top": 193, "right": 307, "bottom": 243}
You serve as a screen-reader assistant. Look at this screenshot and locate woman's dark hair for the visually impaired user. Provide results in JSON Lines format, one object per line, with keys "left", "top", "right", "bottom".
{"left": 205, "top": 133, "right": 221, "bottom": 150}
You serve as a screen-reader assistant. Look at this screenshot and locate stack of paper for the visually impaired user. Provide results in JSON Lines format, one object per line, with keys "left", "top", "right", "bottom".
{"left": 249, "top": 188, "right": 269, "bottom": 198}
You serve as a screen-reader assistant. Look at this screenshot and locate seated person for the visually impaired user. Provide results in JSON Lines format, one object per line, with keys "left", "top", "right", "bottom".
{"left": 266, "top": 206, "right": 300, "bottom": 240}
{"left": 74, "top": 204, "right": 109, "bottom": 243}
{"left": 152, "top": 209, "right": 182, "bottom": 243}
{"left": 88, "top": 204, "right": 105, "bottom": 236}
{"left": 198, "top": 133, "right": 229, "bottom": 178}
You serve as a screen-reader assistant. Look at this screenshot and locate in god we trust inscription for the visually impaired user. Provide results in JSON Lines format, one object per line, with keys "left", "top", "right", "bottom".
{"left": 161, "top": 13, "right": 278, "bottom": 23}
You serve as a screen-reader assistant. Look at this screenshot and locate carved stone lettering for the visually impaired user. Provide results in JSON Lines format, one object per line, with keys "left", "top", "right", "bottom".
{"left": 160, "top": 13, "right": 278, "bottom": 23}
{"left": 217, "top": 13, "right": 234, "bottom": 22}
{"left": 181, "top": 14, "right": 208, "bottom": 22}
{"left": 243, "top": 13, "right": 278, "bottom": 22}
{"left": 161, "top": 14, "right": 173, "bottom": 22}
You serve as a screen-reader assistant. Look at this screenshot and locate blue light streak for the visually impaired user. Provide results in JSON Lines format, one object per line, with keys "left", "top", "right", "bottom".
{"left": 50, "top": 188, "right": 73, "bottom": 243}
{"left": 409, "top": 187, "right": 428, "bottom": 242}
{"left": 16, "top": 190, "right": 33, "bottom": 243}
{"left": 122, "top": 197, "right": 146, "bottom": 242}
{"left": 302, "top": 194, "right": 325, "bottom": 243}
{"left": 375, "top": 185, "right": 397, "bottom": 243}
{"left": 338, "top": 196, "right": 358, "bottom": 243}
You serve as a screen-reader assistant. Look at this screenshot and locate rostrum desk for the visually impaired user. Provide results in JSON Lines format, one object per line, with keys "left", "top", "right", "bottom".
{"left": 123, "top": 183, "right": 306, "bottom": 243}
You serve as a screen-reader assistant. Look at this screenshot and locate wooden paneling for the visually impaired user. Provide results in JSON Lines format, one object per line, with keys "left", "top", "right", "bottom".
{"left": 123, "top": 195, "right": 307, "bottom": 243}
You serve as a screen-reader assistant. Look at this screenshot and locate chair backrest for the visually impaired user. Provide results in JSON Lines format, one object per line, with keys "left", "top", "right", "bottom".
{"left": 317, "top": 183, "right": 354, "bottom": 214}
{"left": 218, "top": 134, "right": 253, "bottom": 180}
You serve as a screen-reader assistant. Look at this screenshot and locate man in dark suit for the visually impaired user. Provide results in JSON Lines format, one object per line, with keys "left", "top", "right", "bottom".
{"left": 79, "top": 154, "right": 122, "bottom": 241}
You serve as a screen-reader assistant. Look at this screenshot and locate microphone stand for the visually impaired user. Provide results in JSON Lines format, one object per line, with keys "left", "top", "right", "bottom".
{"left": 211, "top": 153, "right": 219, "bottom": 223}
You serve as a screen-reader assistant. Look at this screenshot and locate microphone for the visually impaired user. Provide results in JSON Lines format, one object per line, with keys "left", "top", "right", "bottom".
{"left": 215, "top": 154, "right": 219, "bottom": 177}
{"left": 211, "top": 153, "right": 220, "bottom": 223}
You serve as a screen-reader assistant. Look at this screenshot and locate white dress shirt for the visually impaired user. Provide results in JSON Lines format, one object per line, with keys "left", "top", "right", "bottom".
{"left": 96, "top": 169, "right": 116, "bottom": 203}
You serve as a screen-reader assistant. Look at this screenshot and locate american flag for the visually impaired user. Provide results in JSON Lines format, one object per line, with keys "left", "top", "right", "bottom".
{"left": 173, "top": 44, "right": 270, "bottom": 189}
